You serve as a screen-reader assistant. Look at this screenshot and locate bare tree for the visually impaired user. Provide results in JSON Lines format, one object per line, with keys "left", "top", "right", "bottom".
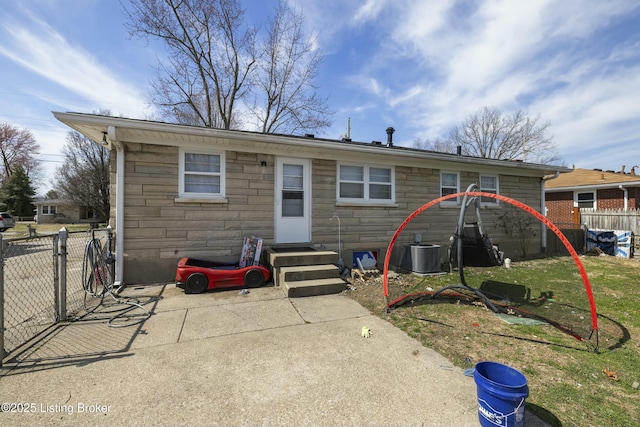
{"left": 124, "top": 0, "right": 257, "bottom": 129}
{"left": 449, "top": 106, "right": 563, "bottom": 165}
{"left": 53, "top": 131, "right": 110, "bottom": 222}
{"left": 250, "top": 1, "right": 333, "bottom": 134}
{"left": 124, "top": 0, "right": 332, "bottom": 134}
{"left": 413, "top": 137, "right": 457, "bottom": 153}
{"left": 0, "top": 122, "right": 41, "bottom": 185}
{"left": 45, "top": 189, "right": 59, "bottom": 200}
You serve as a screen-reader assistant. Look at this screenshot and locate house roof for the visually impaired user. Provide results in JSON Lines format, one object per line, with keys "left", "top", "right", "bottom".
{"left": 52, "top": 111, "right": 570, "bottom": 177}
{"left": 33, "top": 199, "right": 75, "bottom": 206}
{"left": 545, "top": 168, "right": 640, "bottom": 191}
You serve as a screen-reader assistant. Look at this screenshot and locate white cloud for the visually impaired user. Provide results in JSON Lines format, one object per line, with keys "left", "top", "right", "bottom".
{"left": 0, "top": 4, "right": 157, "bottom": 194}
{"left": 442, "top": 2, "right": 550, "bottom": 91}
{"left": 389, "top": 1, "right": 455, "bottom": 51}
{"left": 353, "top": 0, "right": 388, "bottom": 24}
{"left": 534, "top": 67, "right": 640, "bottom": 148}
{"left": 287, "top": 1, "right": 359, "bottom": 54}
{"left": 2, "top": 0, "right": 638, "bottom": 175}
{"left": 0, "top": 14, "right": 151, "bottom": 118}
{"left": 336, "top": 0, "right": 640, "bottom": 169}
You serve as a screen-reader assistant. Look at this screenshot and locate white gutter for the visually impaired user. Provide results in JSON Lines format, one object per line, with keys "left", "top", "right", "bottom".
{"left": 51, "top": 112, "right": 568, "bottom": 176}
{"left": 541, "top": 171, "right": 561, "bottom": 252}
{"left": 107, "top": 125, "right": 126, "bottom": 292}
{"left": 546, "top": 181, "right": 640, "bottom": 192}
{"left": 619, "top": 185, "right": 628, "bottom": 211}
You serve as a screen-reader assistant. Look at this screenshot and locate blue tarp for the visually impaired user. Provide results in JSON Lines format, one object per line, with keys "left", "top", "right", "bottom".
{"left": 586, "top": 228, "right": 634, "bottom": 258}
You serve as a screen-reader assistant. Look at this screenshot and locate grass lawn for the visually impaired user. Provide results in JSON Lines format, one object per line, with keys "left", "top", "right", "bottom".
{"left": 346, "top": 255, "right": 640, "bottom": 427}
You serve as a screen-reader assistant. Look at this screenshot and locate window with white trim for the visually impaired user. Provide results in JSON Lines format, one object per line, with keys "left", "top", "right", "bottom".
{"left": 479, "top": 174, "right": 499, "bottom": 205}
{"left": 282, "top": 163, "right": 304, "bottom": 217}
{"left": 41, "top": 205, "right": 57, "bottom": 215}
{"left": 338, "top": 164, "right": 394, "bottom": 202}
{"left": 576, "top": 191, "right": 595, "bottom": 209}
{"left": 440, "top": 171, "right": 460, "bottom": 204}
{"left": 179, "top": 149, "right": 225, "bottom": 198}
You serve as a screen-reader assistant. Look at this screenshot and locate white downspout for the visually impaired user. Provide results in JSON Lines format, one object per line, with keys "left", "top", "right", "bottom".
{"left": 619, "top": 185, "right": 628, "bottom": 211}
{"left": 541, "top": 171, "right": 560, "bottom": 252}
{"left": 107, "top": 125, "right": 126, "bottom": 292}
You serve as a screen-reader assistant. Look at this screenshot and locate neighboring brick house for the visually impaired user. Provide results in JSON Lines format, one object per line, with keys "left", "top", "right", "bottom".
{"left": 54, "top": 112, "right": 569, "bottom": 285}
{"left": 545, "top": 168, "right": 640, "bottom": 226}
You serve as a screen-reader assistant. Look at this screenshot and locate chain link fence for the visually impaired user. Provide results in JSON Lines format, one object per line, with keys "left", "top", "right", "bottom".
{"left": 0, "top": 228, "right": 113, "bottom": 365}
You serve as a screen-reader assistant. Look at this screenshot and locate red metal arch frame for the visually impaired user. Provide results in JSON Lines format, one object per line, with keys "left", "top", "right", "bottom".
{"left": 382, "top": 191, "right": 598, "bottom": 334}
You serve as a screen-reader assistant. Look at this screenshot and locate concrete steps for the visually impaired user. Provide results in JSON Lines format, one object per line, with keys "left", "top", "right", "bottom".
{"left": 265, "top": 247, "right": 347, "bottom": 297}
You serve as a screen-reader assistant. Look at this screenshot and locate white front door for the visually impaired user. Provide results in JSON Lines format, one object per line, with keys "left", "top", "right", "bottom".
{"left": 275, "top": 157, "right": 311, "bottom": 243}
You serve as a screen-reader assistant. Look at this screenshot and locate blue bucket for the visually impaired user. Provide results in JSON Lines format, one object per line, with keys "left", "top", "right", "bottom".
{"left": 474, "top": 361, "right": 529, "bottom": 427}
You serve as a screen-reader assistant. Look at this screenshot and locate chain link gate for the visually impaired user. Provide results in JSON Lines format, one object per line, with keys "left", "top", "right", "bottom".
{"left": 0, "top": 227, "right": 114, "bottom": 366}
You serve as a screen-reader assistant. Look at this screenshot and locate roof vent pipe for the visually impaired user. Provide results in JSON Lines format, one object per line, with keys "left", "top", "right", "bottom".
{"left": 386, "top": 127, "right": 395, "bottom": 147}
{"left": 457, "top": 145, "right": 462, "bottom": 155}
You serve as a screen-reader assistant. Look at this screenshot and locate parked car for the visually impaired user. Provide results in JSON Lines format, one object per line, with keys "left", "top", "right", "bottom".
{"left": 0, "top": 212, "right": 15, "bottom": 232}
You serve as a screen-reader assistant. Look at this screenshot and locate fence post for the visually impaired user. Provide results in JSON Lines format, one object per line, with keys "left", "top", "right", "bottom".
{"left": 0, "top": 235, "right": 5, "bottom": 367}
{"left": 53, "top": 233, "right": 60, "bottom": 321}
{"left": 58, "top": 227, "right": 68, "bottom": 322}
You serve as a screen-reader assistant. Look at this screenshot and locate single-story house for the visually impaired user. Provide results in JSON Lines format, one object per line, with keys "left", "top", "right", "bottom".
{"left": 53, "top": 112, "right": 569, "bottom": 285}
{"left": 545, "top": 168, "right": 640, "bottom": 226}
{"left": 33, "top": 198, "right": 99, "bottom": 224}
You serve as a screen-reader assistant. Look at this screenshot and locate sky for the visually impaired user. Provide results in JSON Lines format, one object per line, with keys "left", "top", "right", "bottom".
{"left": 1, "top": 0, "right": 639, "bottom": 195}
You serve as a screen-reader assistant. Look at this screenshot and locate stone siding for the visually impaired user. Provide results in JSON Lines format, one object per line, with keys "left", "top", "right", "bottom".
{"left": 113, "top": 144, "right": 544, "bottom": 283}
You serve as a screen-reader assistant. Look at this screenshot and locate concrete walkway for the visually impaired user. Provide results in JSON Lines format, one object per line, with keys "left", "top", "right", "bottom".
{"left": 0, "top": 284, "right": 546, "bottom": 426}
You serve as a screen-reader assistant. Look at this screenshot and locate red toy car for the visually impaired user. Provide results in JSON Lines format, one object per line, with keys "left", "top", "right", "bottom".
{"left": 175, "top": 258, "right": 271, "bottom": 294}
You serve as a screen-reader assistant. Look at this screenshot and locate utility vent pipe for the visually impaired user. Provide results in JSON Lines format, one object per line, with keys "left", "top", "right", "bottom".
{"left": 386, "top": 127, "right": 395, "bottom": 147}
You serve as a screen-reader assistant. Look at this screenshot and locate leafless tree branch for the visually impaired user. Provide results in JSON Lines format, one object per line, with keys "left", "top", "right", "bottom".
{"left": 448, "top": 106, "right": 563, "bottom": 165}
{"left": 125, "top": 0, "right": 256, "bottom": 129}
{"left": 0, "top": 122, "right": 41, "bottom": 186}
{"left": 53, "top": 131, "right": 110, "bottom": 221}
{"left": 124, "top": 0, "right": 331, "bottom": 134}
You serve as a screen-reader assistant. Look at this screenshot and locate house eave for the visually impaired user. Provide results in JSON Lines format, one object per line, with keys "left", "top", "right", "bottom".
{"left": 53, "top": 111, "right": 569, "bottom": 176}
{"left": 546, "top": 181, "right": 640, "bottom": 192}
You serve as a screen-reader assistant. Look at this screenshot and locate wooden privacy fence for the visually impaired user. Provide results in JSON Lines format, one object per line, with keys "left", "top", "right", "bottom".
{"left": 581, "top": 208, "right": 639, "bottom": 243}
